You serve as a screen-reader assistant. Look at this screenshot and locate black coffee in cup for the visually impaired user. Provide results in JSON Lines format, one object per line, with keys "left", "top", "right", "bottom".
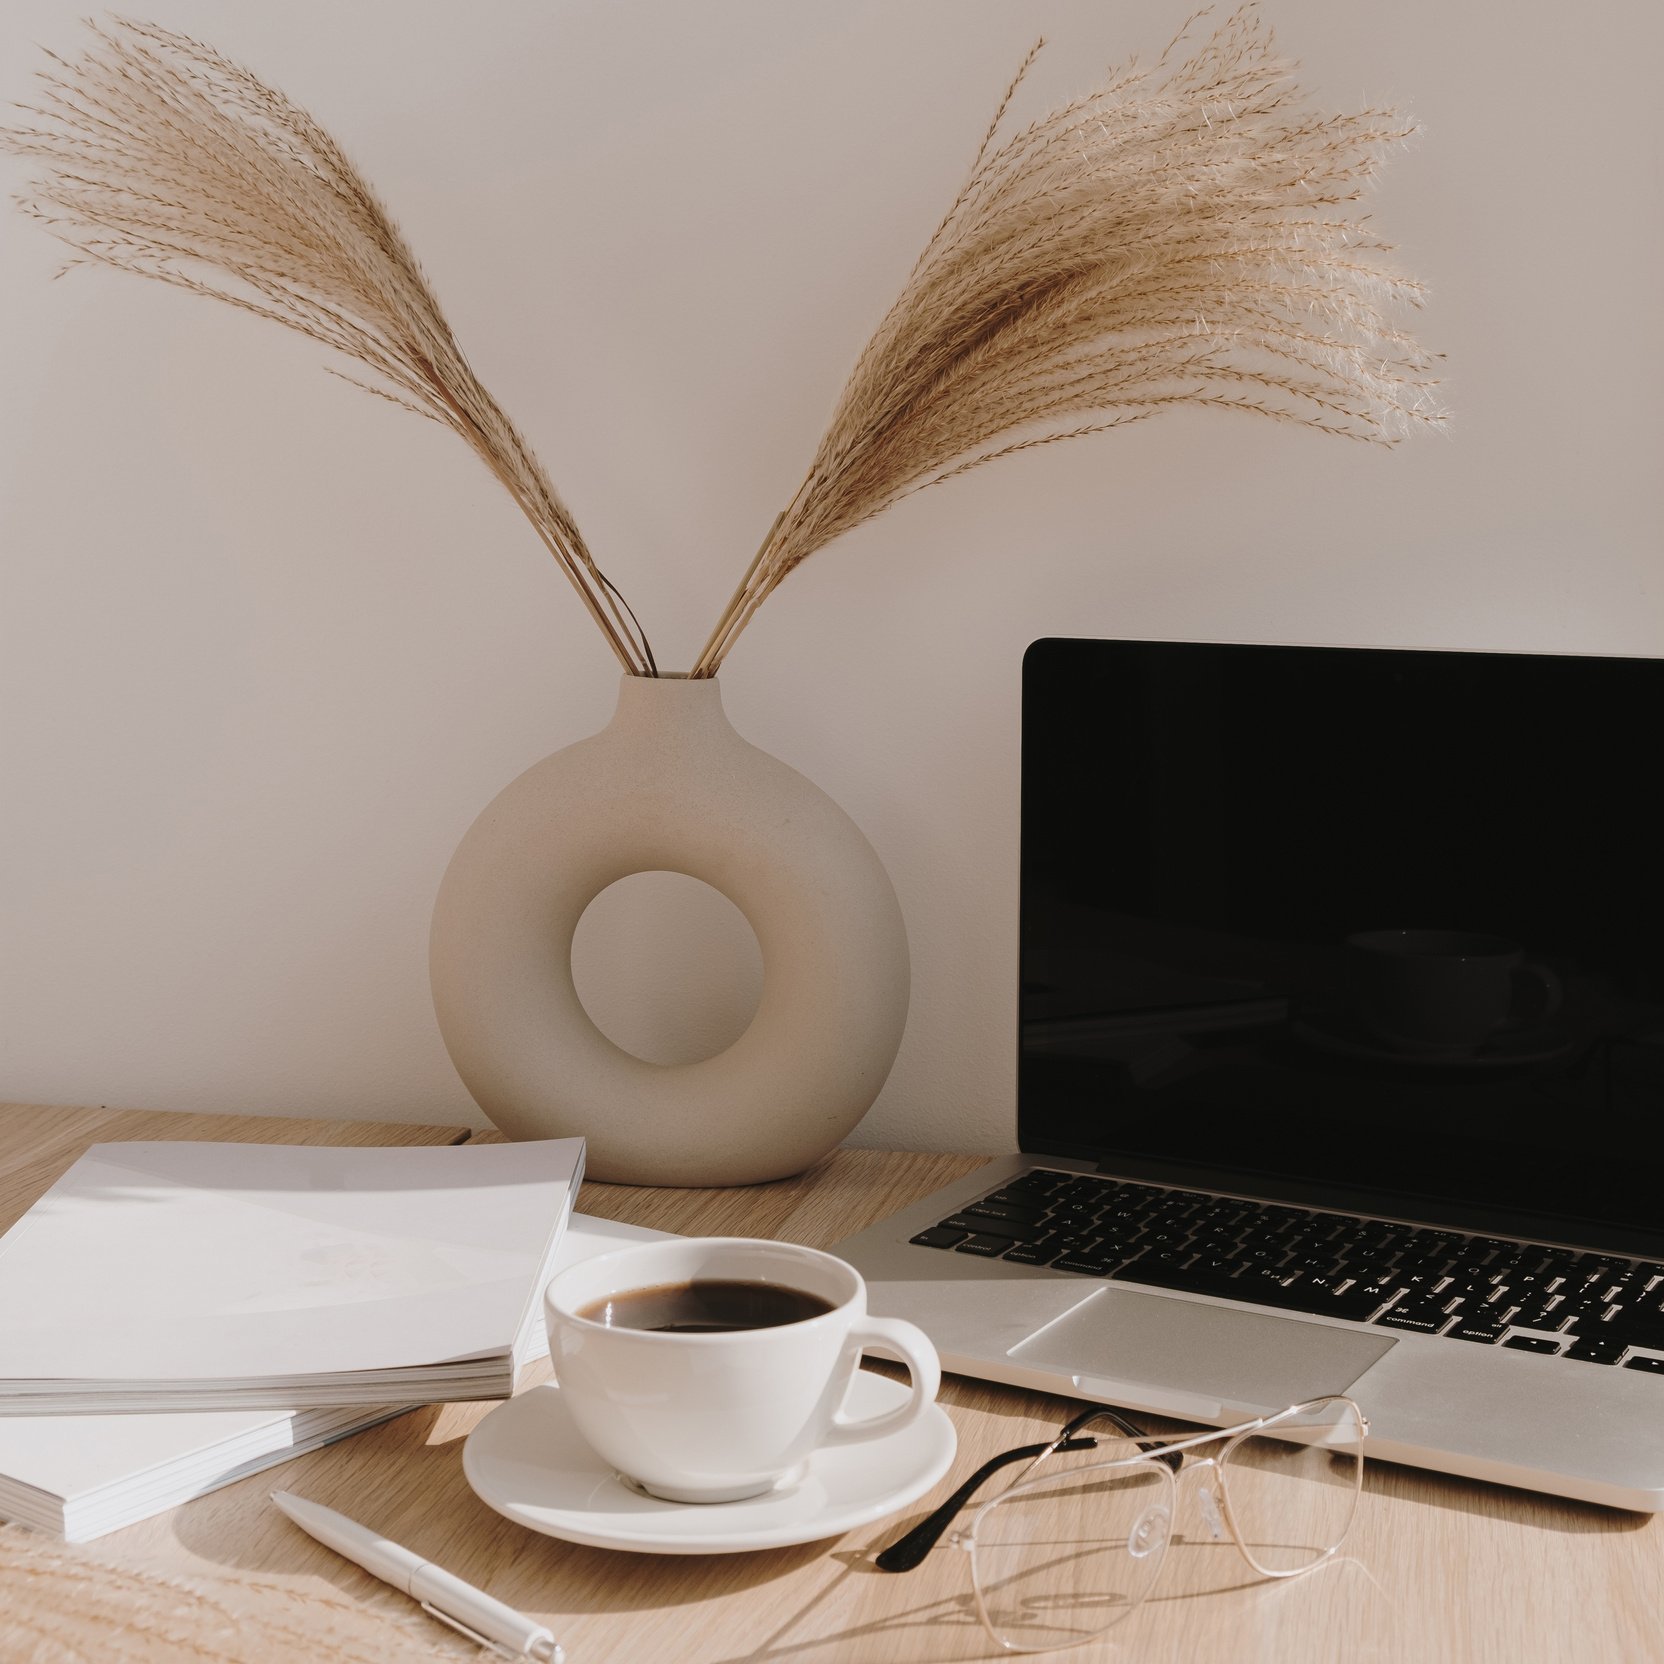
{"left": 577, "top": 1279, "right": 835, "bottom": 1334}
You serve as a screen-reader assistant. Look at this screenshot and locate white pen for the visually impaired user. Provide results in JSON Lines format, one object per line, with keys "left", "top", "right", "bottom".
{"left": 271, "top": 1490, "right": 563, "bottom": 1662}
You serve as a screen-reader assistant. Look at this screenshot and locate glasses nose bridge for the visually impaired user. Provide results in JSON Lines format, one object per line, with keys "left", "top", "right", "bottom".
{"left": 1166, "top": 1447, "right": 1220, "bottom": 1486}
{"left": 1173, "top": 1452, "right": 1233, "bottom": 1544}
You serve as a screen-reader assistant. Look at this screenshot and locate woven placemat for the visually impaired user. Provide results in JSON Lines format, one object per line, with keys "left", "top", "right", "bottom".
{"left": 0, "top": 1526, "right": 472, "bottom": 1663}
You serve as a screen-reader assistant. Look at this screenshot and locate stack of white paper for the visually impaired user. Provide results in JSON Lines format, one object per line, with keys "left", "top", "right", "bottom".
{"left": 0, "top": 1212, "right": 668, "bottom": 1541}
{"left": 0, "top": 1402, "right": 405, "bottom": 1540}
{"left": 0, "top": 1137, "right": 585, "bottom": 1413}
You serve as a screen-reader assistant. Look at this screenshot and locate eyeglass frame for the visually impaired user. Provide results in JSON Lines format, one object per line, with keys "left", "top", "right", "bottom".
{"left": 876, "top": 1395, "right": 1369, "bottom": 1650}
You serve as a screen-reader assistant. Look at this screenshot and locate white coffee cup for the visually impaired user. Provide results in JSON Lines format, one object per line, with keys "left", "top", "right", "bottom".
{"left": 543, "top": 1236, "right": 940, "bottom": 1503}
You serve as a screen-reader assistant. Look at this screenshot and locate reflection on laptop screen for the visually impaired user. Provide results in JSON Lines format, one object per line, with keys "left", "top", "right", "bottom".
{"left": 1018, "top": 638, "right": 1664, "bottom": 1254}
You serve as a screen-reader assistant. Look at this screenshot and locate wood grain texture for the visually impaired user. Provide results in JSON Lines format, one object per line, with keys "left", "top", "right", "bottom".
{"left": 2, "top": 1112, "right": 1660, "bottom": 1663}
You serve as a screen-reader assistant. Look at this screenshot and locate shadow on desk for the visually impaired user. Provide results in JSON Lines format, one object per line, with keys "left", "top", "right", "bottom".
{"left": 695, "top": 1536, "right": 1386, "bottom": 1664}
{"left": 170, "top": 1403, "right": 822, "bottom": 1612}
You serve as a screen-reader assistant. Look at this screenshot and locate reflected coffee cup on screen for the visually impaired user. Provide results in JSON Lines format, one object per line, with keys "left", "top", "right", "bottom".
{"left": 1344, "top": 928, "right": 1561, "bottom": 1054}
{"left": 543, "top": 1236, "right": 940, "bottom": 1503}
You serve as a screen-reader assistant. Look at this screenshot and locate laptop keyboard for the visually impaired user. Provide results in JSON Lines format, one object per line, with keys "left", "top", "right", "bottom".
{"left": 910, "top": 1169, "right": 1664, "bottom": 1372}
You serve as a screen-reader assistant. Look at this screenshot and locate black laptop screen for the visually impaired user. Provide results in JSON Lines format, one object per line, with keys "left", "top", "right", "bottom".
{"left": 1017, "top": 637, "right": 1664, "bottom": 1253}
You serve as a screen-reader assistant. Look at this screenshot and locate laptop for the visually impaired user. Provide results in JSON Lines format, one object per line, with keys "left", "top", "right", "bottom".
{"left": 834, "top": 636, "right": 1664, "bottom": 1511}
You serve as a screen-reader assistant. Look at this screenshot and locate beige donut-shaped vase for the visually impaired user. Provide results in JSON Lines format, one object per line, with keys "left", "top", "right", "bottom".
{"left": 429, "top": 675, "right": 910, "bottom": 1185}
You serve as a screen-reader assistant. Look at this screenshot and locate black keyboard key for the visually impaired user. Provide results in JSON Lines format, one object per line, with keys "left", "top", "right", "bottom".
{"left": 1397, "top": 1271, "right": 1454, "bottom": 1296}
{"left": 1445, "top": 1258, "right": 1502, "bottom": 1285}
{"left": 1052, "top": 1253, "right": 1123, "bottom": 1275}
{"left": 1502, "top": 1335, "right": 1561, "bottom": 1354}
{"left": 1377, "top": 1284, "right": 1457, "bottom": 1324}
{"left": 1550, "top": 1294, "right": 1605, "bottom": 1326}
{"left": 1109, "top": 1255, "right": 1239, "bottom": 1298}
{"left": 1048, "top": 1208, "right": 1107, "bottom": 1232}
{"left": 1495, "top": 1271, "right": 1556, "bottom": 1299}
{"left": 991, "top": 1179, "right": 1064, "bottom": 1200}
{"left": 940, "top": 1212, "right": 1030, "bottom": 1241}
{"left": 1565, "top": 1336, "right": 1628, "bottom": 1365}
{"left": 1377, "top": 1307, "right": 1456, "bottom": 1335}
{"left": 1595, "top": 1312, "right": 1664, "bottom": 1350}
{"left": 1255, "top": 1205, "right": 1308, "bottom": 1227}
{"left": 909, "top": 1226, "right": 967, "bottom": 1250}
{"left": 1623, "top": 1356, "right": 1664, "bottom": 1374}
{"left": 1448, "top": 1320, "right": 1506, "bottom": 1344}
{"left": 1506, "top": 1299, "right": 1569, "bottom": 1331}
{"left": 1595, "top": 1277, "right": 1648, "bottom": 1308}
{"left": 1052, "top": 1180, "right": 1111, "bottom": 1204}
{"left": 1350, "top": 1226, "right": 1409, "bottom": 1251}
{"left": 1344, "top": 1283, "right": 1404, "bottom": 1317}
{"left": 1002, "top": 1243, "right": 1063, "bottom": 1266}
{"left": 957, "top": 1233, "right": 1021, "bottom": 1257}
{"left": 1138, "top": 1227, "right": 1194, "bottom": 1248}
{"left": 1189, "top": 1254, "right": 1246, "bottom": 1277}
{"left": 964, "top": 1201, "right": 1049, "bottom": 1227}
{"left": 1146, "top": 1205, "right": 1207, "bottom": 1231}
{"left": 1334, "top": 1253, "right": 1398, "bottom": 1282}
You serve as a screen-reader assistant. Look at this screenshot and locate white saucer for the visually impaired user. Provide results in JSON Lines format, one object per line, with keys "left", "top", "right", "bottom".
{"left": 461, "top": 1371, "right": 956, "bottom": 1554}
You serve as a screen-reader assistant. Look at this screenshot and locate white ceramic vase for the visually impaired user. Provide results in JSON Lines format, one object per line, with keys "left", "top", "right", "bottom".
{"left": 429, "top": 675, "right": 909, "bottom": 1185}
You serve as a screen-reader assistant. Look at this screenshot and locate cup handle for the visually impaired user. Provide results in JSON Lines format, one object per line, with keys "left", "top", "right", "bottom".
{"left": 1512, "top": 959, "right": 1562, "bottom": 1023}
{"left": 821, "top": 1316, "right": 941, "bottom": 1449}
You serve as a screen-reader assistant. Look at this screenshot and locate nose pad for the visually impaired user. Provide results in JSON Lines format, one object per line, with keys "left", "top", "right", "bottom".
{"left": 1197, "top": 1480, "right": 1228, "bottom": 1543}
{"left": 1127, "top": 1503, "right": 1170, "bottom": 1560}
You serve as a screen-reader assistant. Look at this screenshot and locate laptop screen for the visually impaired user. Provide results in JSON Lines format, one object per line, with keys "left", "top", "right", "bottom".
{"left": 1018, "top": 637, "right": 1664, "bottom": 1255}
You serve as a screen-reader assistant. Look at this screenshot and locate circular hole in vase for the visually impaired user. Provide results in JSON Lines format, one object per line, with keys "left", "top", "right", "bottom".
{"left": 570, "top": 871, "right": 764, "bottom": 1065}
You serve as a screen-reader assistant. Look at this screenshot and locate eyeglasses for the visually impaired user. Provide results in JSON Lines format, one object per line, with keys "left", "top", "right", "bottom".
{"left": 876, "top": 1395, "right": 1368, "bottom": 1655}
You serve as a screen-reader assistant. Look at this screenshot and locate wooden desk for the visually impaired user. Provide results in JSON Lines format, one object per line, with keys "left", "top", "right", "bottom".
{"left": 1, "top": 1106, "right": 1659, "bottom": 1663}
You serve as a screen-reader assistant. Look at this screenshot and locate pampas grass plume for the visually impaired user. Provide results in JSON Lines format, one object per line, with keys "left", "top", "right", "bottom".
{"left": 2, "top": 7, "right": 1445, "bottom": 678}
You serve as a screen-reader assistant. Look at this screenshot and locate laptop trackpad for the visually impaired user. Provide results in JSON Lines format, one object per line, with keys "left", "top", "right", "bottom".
{"left": 1009, "top": 1289, "right": 1396, "bottom": 1419}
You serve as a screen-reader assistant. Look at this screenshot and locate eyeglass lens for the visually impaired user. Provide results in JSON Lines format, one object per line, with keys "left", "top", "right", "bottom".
{"left": 970, "top": 1456, "right": 1174, "bottom": 1654}
{"left": 1221, "top": 1396, "right": 1364, "bottom": 1577}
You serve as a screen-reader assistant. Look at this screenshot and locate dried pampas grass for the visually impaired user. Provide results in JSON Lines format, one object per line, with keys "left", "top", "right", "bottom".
{"left": 2, "top": 8, "right": 1444, "bottom": 680}
{"left": 693, "top": 6, "right": 1446, "bottom": 673}
{"left": 0, "top": 16, "right": 655, "bottom": 674}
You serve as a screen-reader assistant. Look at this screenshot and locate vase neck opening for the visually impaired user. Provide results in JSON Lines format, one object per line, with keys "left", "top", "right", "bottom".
{"left": 609, "top": 670, "right": 729, "bottom": 735}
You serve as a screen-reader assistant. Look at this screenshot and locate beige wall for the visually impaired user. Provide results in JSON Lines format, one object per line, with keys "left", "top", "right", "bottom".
{"left": 3, "top": 0, "right": 1660, "bottom": 1152}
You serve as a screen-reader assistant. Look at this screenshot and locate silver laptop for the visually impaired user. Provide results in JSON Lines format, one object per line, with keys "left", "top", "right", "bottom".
{"left": 835, "top": 637, "right": 1664, "bottom": 1511}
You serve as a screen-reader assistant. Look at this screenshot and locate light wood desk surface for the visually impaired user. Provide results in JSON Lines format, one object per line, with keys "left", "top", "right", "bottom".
{"left": 0, "top": 1104, "right": 1659, "bottom": 1664}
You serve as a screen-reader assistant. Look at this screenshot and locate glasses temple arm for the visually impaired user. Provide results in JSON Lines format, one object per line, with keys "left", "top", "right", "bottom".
{"left": 1060, "top": 1404, "right": 1184, "bottom": 1471}
{"left": 873, "top": 1436, "right": 1098, "bottom": 1572}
